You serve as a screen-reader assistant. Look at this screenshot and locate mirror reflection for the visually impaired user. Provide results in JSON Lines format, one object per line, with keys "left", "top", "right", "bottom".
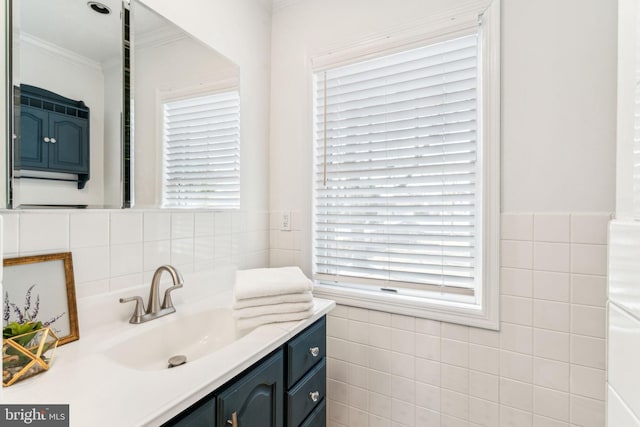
{"left": 133, "top": 1, "right": 240, "bottom": 209}
{"left": 11, "top": 0, "right": 127, "bottom": 208}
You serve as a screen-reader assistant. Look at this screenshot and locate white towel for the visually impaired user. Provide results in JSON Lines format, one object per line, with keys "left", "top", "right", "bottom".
{"left": 235, "top": 308, "right": 314, "bottom": 330}
{"left": 233, "top": 302, "right": 315, "bottom": 319}
{"left": 233, "top": 291, "right": 313, "bottom": 310}
{"left": 234, "top": 266, "right": 312, "bottom": 300}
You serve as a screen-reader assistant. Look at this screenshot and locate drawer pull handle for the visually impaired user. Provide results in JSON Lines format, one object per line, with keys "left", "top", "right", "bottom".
{"left": 309, "top": 391, "right": 320, "bottom": 402}
{"left": 226, "top": 411, "right": 238, "bottom": 426}
{"left": 50, "top": 138, "right": 57, "bottom": 144}
{"left": 309, "top": 346, "right": 320, "bottom": 357}
{"left": 44, "top": 137, "right": 50, "bottom": 143}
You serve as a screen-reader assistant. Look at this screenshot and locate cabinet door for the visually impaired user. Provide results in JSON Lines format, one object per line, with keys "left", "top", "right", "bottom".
{"left": 19, "top": 106, "right": 49, "bottom": 170}
{"left": 162, "top": 397, "right": 216, "bottom": 427}
{"left": 48, "top": 112, "right": 89, "bottom": 173}
{"left": 217, "top": 350, "right": 283, "bottom": 427}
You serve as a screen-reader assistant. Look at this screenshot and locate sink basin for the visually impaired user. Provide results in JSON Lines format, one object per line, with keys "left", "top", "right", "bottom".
{"left": 105, "top": 308, "right": 250, "bottom": 371}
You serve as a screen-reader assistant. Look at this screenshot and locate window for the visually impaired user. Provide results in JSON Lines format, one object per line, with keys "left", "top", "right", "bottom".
{"left": 162, "top": 90, "right": 240, "bottom": 209}
{"left": 312, "top": 3, "right": 499, "bottom": 328}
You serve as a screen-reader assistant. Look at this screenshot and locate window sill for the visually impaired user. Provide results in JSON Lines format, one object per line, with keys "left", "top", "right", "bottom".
{"left": 313, "top": 282, "right": 499, "bottom": 330}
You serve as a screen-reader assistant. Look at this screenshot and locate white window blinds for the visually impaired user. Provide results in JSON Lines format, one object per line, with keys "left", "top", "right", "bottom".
{"left": 313, "top": 33, "right": 480, "bottom": 295}
{"left": 162, "top": 90, "right": 240, "bottom": 209}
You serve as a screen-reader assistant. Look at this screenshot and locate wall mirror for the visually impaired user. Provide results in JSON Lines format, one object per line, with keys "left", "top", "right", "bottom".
{"left": 6, "top": 0, "right": 132, "bottom": 208}
{"left": 132, "top": 1, "right": 240, "bottom": 209}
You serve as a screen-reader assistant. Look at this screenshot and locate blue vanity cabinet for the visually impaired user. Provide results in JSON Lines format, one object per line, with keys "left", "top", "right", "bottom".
{"left": 161, "top": 316, "right": 327, "bottom": 427}
{"left": 216, "top": 350, "right": 284, "bottom": 427}
{"left": 19, "top": 85, "right": 90, "bottom": 189}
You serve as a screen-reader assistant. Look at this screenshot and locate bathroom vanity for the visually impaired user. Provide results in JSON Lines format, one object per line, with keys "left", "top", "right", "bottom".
{"left": 164, "top": 317, "right": 326, "bottom": 427}
{"left": 2, "top": 268, "right": 335, "bottom": 427}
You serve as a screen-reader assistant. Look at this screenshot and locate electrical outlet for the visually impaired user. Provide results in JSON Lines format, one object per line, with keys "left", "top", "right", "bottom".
{"left": 281, "top": 211, "right": 291, "bottom": 231}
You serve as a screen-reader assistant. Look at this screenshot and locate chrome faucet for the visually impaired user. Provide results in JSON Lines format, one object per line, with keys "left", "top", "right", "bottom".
{"left": 119, "top": 265, "right": 184, "bottom": 324}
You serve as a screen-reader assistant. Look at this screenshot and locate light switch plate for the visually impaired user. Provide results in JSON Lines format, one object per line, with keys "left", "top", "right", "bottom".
{"left": 281, "top": 211, "right": 291, "bottom": 231}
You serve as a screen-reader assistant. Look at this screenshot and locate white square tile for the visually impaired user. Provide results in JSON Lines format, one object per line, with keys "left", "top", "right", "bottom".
{"left": 391, "top": 328, "right": 415, "bottom": 355}
{"left": 533, "top": 357, "right": 569, "bottom": 392}
{"left": 348, "top": 320, "right": 369, "bottom": 345}
{"left": 391, "top": 397, "right": 415, "bottom": 426}
{"left": 500, "top": 378, "right": 532, "bottom": 411}
{"left": 369, "top": 324, "right": 391, "bottom": 350}
{"left": 73, "top": 246, "right": 110, "bottom": 283}
{"left": 415, "top": 318, "right": 439, "bottom": 335}
{"left": 415, "top": 407, "right": 440, "bottom": 426}
{"left": 194, "top": 212, "right": 216, "bottom": 237}
{"left": 415, "top": 381, "right": 440, "bottom": 411}
{"left": 532, "top": 414, "right": 569, "bottom": 427}
{"left": 215, "top": 234, "right": 232, "bottom": 259}
{"left": 415, "top": 333, "right": 439, "bottom": 361}
{"left": 533, "top": 386, "right": 569, "bottom": 422}
{"left": 571, "top": 244, "right": 607, "bottom": 275}
{"left": 441, "top": 389, "right": 469, "bottom": 420}
{"left": 501, "top": 240, "right": 533, "bottom": 269}
{"left": 441, "top": 364, "right": 469, "bottom": 394}
{"left": 20, "top": 213, "right": 69, "bottom": 253}
{"left": 143, "top": 212, "right": 171, "bottom": 241}
{"left": 501, "top": 267, "right": 533, "bottom": 298}
{"left": 70, "top": 212, "right": 109, "bottom": 248}
{"left": 171, "top": 237, "right": 194, "bottom": 267}
{"left": 533, "top": 214, "right": 570, "bottom": 243}
{"left": 348, "top": 307, "right": 369, "bottom": 322}
{"left": 347, "top": 342, "right": 369, "bottom": 367}
{"left": 533, "top": 329, "right": 570, "bottom": 362}
{"left": 328, "top": 317, "right": 349, "bottom": 340}
{"left": 533, "top": 300, "right": 570, "bottom": 332}
{"left": 500, "top": 323, "right": 533, "bottom": 354}
{"left": 349, "top": 364, "right": 368, "bottom": 389}
{"left": 368, "top": 347, "right": 391, "bottom": 373}
{"left": 570, "top": 395, "right": 605, "bottom": 427}
{"left": 570, "top": 213, "right": 610, "bottom": 244}
{"left": 570, "top": 335, "right": 605, "bottom": 369}
{"left": 440, "top": 414, "right": 467, "bottom": 427}
{"left": 109, "top": 273, "right": 143, "bottom": 291}
{"left": 390, "top": 352, "right": 414, "bottom": 379}
{"left": 570, "top": 365, "right": 605, "bottom": 400}
{"left": 500, "top": 350, "right": 533, "bottom": 383}
{"left": 390, "top": 375, "right": 415, "bottom": 404}
{"left": 327, "top": 358, "right": 349, "bottom": 383}
{"left": 143, "top": 240, "right": 171, "bottom": 271}
{"left": 368, "top": 391, "right": 391, "bottom": 419}
{"left": 469, "top": 327, "right": 500, "bottom": 348}
{"left": 469, "top": 344, "right": 500, "bottom": 375}
{"left": 441, "top": 338, "right": 468, "bottom": 368}
{"left": 171, "top": 213, "right": 194, "bottom": 239}
{"left": 441, "top": 323, "right": 469, "bottom": 341}
{"left": 501, "top": 296, "right": 533, "bottom": 326}
{"left": 348, "top": 385, "right": 368, "bottom": 411}
{"left": 469, "top": 397, "right": 500, "bottom": 427}
{"left": 533, "top": 242, "right": 570, "bottom": 273}
{"left": 469, "top": 370, "right": 499, "bottom": 403}
{"left": 328, "top": 378, "right": 348, "bottom": 403}
{"left": 327, "top": 338, "right": 349, "bottom": 362}
{"left": 570, "top": 274, "right": 606, "bottom": 307}
{"left": 110, "top": 243, "right": 143, "bottom": 277}
{"left": 368, "top": 369, "right": 391, "bottom": 396}
{"left": 501, "top": 213, "right": 533, "bottom": 241}
{"left": 75, "top": 279, "right": 109, "bottom": 298}
{"left": 194, "top": 236, "right": 215, "bottom": 271}
{"left": 415, "top": 357, "right": 440, "bottom": 386}
{"left": 391, "top": 314, "right": 415, "bottom": 331}
{"left": 215, "top": 212, "right": 232, "bottom": 235}
{"left": 532, "top": 271, "right": 569, "bottom": 302}
{"left": 571, "top": 305, "right": 606, "bottom": 338}
{"left": 110, "top": 212, "right": 142, "bottom": 245}
{"left": 1, "top": 214, "right": 19, "bottom": 256}
{"left": 500, "top": 405, "right": 532, "bottom": 427}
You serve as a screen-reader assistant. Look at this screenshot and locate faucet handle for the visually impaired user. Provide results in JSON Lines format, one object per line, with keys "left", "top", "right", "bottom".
{"left": 120, "top": 296, "right": 145, "bottom": 324}
{"left": 161, "top": 283, "right": 183, "bottom": 310}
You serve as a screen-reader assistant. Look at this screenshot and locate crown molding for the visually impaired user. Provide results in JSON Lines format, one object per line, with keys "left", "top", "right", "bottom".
{"left": 20, "top": 33, "right": 102, "bottom": 71}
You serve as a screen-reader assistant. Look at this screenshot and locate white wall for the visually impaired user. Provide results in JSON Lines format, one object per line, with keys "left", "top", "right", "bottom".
{"left": 269, "top": 0, "right": 617, "bottom": 274}
{"left": 133, "top": 35, "right": 238, "bottom": 208}
{"left": 142, "top": 0, "right": 272, "bottom": 215}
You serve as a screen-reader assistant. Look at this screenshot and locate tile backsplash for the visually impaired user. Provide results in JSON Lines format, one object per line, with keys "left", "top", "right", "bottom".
{"left": 1, "top": 209, "right": 270, "bottom": 299}
{"left": 319, "top": 212, "right": 611, "bottom": 427}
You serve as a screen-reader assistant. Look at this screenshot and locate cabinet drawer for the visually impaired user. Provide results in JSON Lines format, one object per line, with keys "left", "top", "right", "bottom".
{"left": 287, "top": 317, "right": 326, "bottom": 387}
{"left": 300, "top": 398, "right": 326, "bottom": 427}
{"left": 286, "top": 358, "right": 326, "bottom": 427}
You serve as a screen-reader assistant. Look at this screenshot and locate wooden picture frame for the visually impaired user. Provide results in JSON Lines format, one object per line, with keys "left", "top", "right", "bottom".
{"left": 3, "top": 252, "right": 79, "bottom": 345}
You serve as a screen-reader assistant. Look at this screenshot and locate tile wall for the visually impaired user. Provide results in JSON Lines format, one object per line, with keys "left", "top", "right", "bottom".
{"left": 0, "top": 210, "right": 270, "bottom": 299}
{"left": 316, "top": 212, "right": 610, "bottom": 427}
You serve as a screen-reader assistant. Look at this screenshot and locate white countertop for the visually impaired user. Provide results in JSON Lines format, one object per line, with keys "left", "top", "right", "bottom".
{"left": 2, "top": 267, "right": 335, "bottom": 427}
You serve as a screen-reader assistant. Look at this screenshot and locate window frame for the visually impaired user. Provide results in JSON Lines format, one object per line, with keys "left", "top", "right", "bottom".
{"left": 310, "top": 0, "right": 500, "bottom": 329}
{"left": 157, "top": 79, "right": 241, "bottom": 210}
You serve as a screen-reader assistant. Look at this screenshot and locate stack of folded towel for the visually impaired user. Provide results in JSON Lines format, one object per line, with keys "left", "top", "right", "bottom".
{"left": 232, "top": 266, "right": 314, "bottom": 330}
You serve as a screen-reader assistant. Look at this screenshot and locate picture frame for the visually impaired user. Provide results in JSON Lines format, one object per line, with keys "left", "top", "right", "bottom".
{"left": 3, "top": 252, "right": 79, "bottom": 345}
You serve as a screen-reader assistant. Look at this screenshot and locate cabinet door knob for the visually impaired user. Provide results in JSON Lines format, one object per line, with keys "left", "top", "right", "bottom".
{"left": 309, "top": 346, "right": 320, "bottom": 357}
{"left": 309, "top": 391, "right": 320, "bottom": 402}
{"left": 50, "top": 138, "right": 56, "bottom": 144}
{"left": 226, "top": 411, "right": 238, "bottom": 426}
{"left": 43, "top": 137, "right": 50, "bottom": 142}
